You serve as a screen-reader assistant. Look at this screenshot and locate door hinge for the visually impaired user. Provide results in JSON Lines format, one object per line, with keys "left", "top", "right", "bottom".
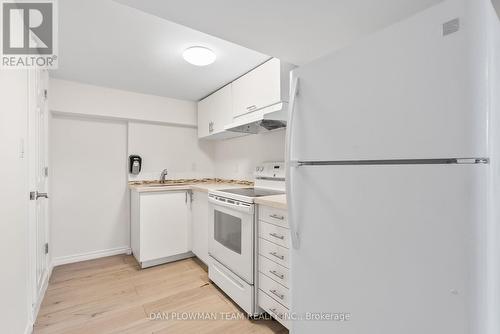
{"left": 44, "top": 166, "right": 49, "bottom": 177}
{"left": 44, "top": 89, "right": 48, "bottom": 100}
{"left": 44, "top": 243, "right": 49, "bottom": 254}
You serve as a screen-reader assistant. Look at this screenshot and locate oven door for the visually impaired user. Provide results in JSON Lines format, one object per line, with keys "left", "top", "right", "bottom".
{"left": 208, "top": 197, "right": 254, "bottom": 284}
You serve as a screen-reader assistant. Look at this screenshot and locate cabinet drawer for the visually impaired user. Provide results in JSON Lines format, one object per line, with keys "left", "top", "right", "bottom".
{"left": 259, "top": 273, "right": 290, "bottom": 308}
{"left": 209, "top": 258, "right": 254, "bottom": 315}
{"left": 259, "top": 255, "right": 289, "bottom": 288}
{"left": 259, "top": 205, "right": 288, "bottom": 228}
{"left": 259, "top": 221, "right": 290, "bottom": 249}
{"left": 259, "top": 238, "right": 289, "bottom": 268}
{"left": 258, "top": 290, "right": 289, "bottom": 329}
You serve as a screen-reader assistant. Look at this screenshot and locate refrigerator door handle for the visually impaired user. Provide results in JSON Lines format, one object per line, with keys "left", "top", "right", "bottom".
{"left": 286, "top": 76, "right": 300, "bottom": 249}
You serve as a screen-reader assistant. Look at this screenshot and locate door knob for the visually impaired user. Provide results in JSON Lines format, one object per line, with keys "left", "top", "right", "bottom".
{"left": 37, "top": 192, "right": 49, "bottom": 199}
{"left": 30, "top": 191, "right": 49, "bottom": 200}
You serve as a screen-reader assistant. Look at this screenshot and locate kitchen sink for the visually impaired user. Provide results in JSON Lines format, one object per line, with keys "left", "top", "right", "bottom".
{"left": 143, "top": 183, "right": 189, "bottom": 187}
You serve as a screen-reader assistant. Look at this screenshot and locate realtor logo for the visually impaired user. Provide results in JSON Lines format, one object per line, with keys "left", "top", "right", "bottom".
{"left": 1, "top": 0, "right": 58, "bottom": 68}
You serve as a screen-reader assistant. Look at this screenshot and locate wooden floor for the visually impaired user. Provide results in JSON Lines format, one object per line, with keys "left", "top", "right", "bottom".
{"left": 34, "top": 255, "right": 288, "bottom": 334}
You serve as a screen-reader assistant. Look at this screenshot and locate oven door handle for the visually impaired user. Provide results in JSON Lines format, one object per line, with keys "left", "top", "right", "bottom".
{"left": 208, "top": 195, "right": 254, "bottom": 214}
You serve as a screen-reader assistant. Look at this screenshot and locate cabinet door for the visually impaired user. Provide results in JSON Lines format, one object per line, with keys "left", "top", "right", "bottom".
{"left": 213, "top": 85, "right": 233, "bottom": 133}
{"left": 197, "top": 97, "right": 211, "bottom": 138}
{"left": 197, "top": 85, "right": 232, "bottom": 138}
{"left": 140, "top": 191, "right": 190, "bottom": 262}
{"left": 191, "top": 191, "right": 209, "bottom": 264}
{"left": 232, "top": 58, "right": 281, "bottom": 118}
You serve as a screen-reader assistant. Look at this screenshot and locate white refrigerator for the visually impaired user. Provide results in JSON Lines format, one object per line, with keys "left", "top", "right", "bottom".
{"left": 286, "top": 0, "right": 500, "bottom": 333}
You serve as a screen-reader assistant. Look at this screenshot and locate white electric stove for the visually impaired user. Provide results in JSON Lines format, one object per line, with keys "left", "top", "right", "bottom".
{"left": 207, "top": 162, "right": 285, "bottom": 315}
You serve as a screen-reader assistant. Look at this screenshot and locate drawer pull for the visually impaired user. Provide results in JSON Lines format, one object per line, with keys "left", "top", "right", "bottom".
{"left": 269, "top": 270, "right": 284, "bottom": 280}
{"left": 269, "top": 214, "right": 285, "bottom": 220}
{"left": 269, "top": 251, "right": 284, "bottom": 260}
{"left": 269, "top": 289, "right": 285, "bottom": 300}
{"left": 269, "top": 308, "right": 284, "bottom": 319}
{"left": 269, "top": 232, "right": 285, "bottom": 240}
{"left": 246, "top": 105, "right": 257, "bottom": 110}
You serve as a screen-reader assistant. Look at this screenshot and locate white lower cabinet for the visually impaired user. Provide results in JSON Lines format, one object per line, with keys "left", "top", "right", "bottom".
{"left": 131, "top": 189, "right": 192, "bottom": 268}
{"left": 257, "top": 205, "right": 290, "bottom": 329}
{"left": 191, "top": 190, "right": 210, "bottom": 265}
{"left": 258, "top": 290, "right": 290, "bottom": 328}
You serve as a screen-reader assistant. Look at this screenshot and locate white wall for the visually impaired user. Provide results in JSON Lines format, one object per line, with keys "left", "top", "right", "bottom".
{"left": 48, "top": 79, "right": 286, "bottom": 266}
{"left": 50, "top": 115, "right": 130, "bottom": 264}
{"left": 49, "top": 79, "right": 197, "bottom": 127}
{"left": 0, "top": 71, "right": 31, "bottom": 333}
{"left": 213, "top": 129, "right": 286, "bottom": 180}
{"left": 128, "top": 122, "right": 215, "bottom": 181}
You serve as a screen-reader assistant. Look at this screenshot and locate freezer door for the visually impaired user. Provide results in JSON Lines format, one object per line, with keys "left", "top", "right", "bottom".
{"left": 290, "top": 164, "right": 487, "bottom": 334}
{"left": 289, "top": 0, "right": 489, "bottom": 161}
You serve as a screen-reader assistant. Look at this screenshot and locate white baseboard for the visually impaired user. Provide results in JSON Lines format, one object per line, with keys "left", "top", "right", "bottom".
{"left": 31, "top": 264, "right": 52, "bottom": 323}
{"left": 24, "top": 322, "right": 33, "bottom": 334}
{"left": 52, "top": 246, "right": 131, "bottom": 267}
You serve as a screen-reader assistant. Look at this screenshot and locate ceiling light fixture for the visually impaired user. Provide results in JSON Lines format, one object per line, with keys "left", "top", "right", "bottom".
{"left": 183, "top": 46, "right": 216, "bottom": 66}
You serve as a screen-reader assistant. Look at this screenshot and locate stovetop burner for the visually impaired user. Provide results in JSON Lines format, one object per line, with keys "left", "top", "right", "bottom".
{"left": 217, "top": 187, "right": 284, "bottom": 198}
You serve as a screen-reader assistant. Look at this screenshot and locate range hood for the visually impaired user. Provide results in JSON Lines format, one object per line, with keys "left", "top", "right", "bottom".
{"left": 224, "top": 102, "right": 288, "bottom": 134}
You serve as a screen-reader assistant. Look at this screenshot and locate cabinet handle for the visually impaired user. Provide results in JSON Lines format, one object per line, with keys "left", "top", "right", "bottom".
{"left": 269, "top": 232, "right": 285, "bottom": 240}
{"left": 269, "top": 270, "right": 284, "bottom": 280}
{"left": 269, "top": 251, "right": 284, "bottom": 260}
{"left": 269, "top": 214, "right": 285, "bottom": 220}
{"left": 269, "top": 308, "right": 283, "bottom": 319}
{"left": 269, "top": 289, "right": 285, "bottom": 300}
{"left": 246, "top": 105, "right": 257, "bottom": 111}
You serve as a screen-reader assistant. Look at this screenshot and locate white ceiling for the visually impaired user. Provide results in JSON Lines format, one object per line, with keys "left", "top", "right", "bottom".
{"left": 50, "top": 0, "right": 269, "bottom": 101}
{"left": 115, "top": 0, "right": 443, "bottom": 65}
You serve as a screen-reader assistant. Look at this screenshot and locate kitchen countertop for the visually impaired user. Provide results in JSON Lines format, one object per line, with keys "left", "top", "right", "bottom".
{"left": 254, "top": 194, "right": 287, "bottom": 210}
{"left": 129, "top": 179, "right": 253, "bottom": 193}
{"left": 129, "top": 178, "right": 288, "bottom": 210}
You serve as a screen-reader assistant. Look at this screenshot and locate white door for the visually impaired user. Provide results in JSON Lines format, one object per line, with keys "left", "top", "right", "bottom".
{"left": 28, "top": 69, "right": 50, "bottom": 309}
{"left": 289, "top": 163, "right": 487, "bottom": 334}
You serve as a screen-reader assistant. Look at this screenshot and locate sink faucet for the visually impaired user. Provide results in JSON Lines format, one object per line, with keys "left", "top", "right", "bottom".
{"left": 160, "top": 169, "right": 168, "bottom": 183}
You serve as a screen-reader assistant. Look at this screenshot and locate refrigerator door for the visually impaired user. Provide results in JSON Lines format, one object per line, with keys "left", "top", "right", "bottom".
{"left": 289, "top": 0, "right": 490, "bottom": 162}
{"left": 290, "top": 163, "right": 487, "bottom": 334}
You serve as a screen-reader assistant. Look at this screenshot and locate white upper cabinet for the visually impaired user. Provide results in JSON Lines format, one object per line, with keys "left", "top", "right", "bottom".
{"left": 198, "top": 85, "right": 243, "bottom": 139}
{"left": 232, "top": 58, "right": 293, "bottom": 118}
{"left": 197, "top": 58, "right": 294, "bottom": 139}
